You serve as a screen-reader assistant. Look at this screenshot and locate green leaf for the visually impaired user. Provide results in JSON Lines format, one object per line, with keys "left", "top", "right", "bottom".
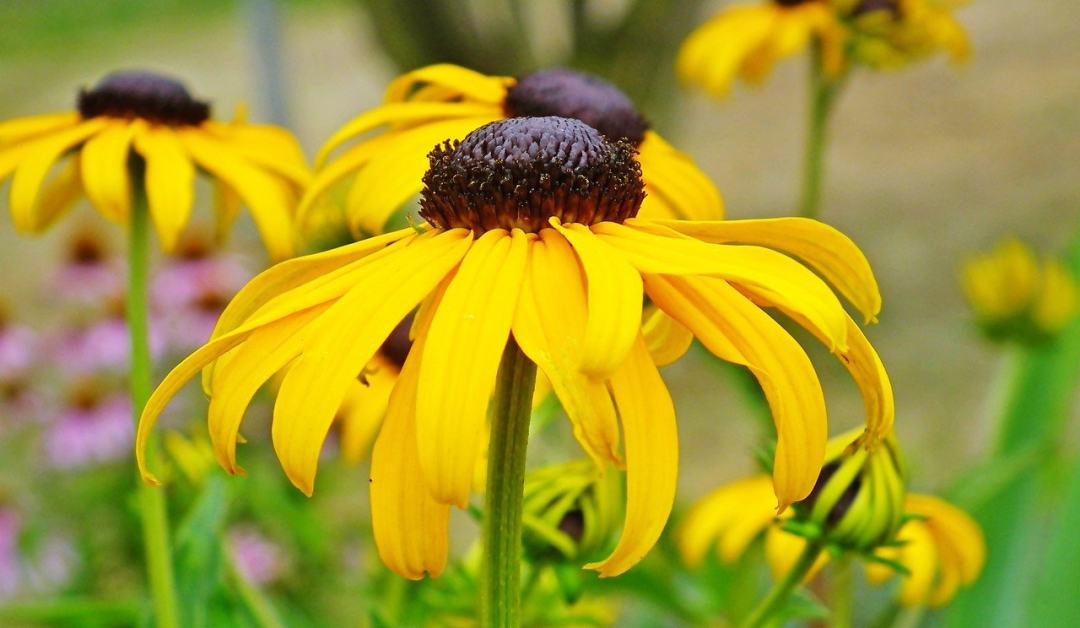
{"left": 1027, "top": 451, "right": 1080, "bottom": 624}
{"left": 173, "top": 475, "right": 231, "bottom": 628}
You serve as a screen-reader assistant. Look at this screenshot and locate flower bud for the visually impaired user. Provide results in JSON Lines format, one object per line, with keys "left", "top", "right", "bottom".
{"left": 521, "top": 460, "right": 622, "bottom": 564}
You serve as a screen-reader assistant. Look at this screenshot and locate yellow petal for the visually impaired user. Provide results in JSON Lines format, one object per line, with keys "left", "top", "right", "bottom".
{"left": 895, "top": 520, "right": 939, "bottom": 607}
{"left": 383, "top": 63, "right": 511, "bottom": 105}
{"left": 9, "top": 118, "right": 108, "bottom": 232}
{"left": 642, "top": 305, "right": 694, "bottom": 367}
{"left": 203, "top": 121, "right": 310, "bottom": 186}
{"left": 678, "top": 475, "right": 775, "bottom": 568}
{"left": 133, "top": 125, "right": 196, "bottom": 252}
{"left": 637, "top": 132, "right": 724, "bottom": 221}
{"left": 33, "top": 154, "right": 84, "bottom": 229}
{"left": 207, "top": 304, "right": 328, "bottom": 474}
{"left": 511, "top": 229, "right": 621, "bottom": 465}
{"left": 80, "top": 121, "right": 137, "bottom": 224}
{"left": 554, "top": 221, "right": 643, "bottom": 377}
{"left": 416, "top": 229, "right": 530, "bottom": 507}
{"left": 765, "top": 526, "right": 828, "bottom": 582}
{"left": 179, "top": 128, "right": 297, "bottom": 261}
{"left": 0, "top": 113, "right": 79, "bottom": 144}
{"left": 586, "top": 335, "right": 678, "bottom": 577}
{"left": 906, "top": 494, "right": 985, "bottom": 583}
{"left": 271, "top": 229, "right": 472, "bottom": 495}
{"left": 370, "top": 319, "right": 449, "bottom": 579}
{"left": 645, "top": 275, "right": 826, "bottom": 510}
{"left": 652, "top": 217, "right": 882, "bottom": 322}
{"left": 676, "top": 6, "right": 776, "bottom": 98}
{"left": 315, "top": 101, "right": 501, "bottom": 166}
{"left": 598, "top": 221, "right": 848, "bottom": 351}
{"left": 339, "top": 358, "right": 397, "bottom": 464}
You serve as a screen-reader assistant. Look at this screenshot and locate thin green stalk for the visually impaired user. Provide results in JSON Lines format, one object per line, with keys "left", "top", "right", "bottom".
{"left": 830, "top": 557, "right": 854, "bottom": 628}
{"left": 225, "top": 535, "right": 285, "bottom": 628}
{"left": 482, "top": 339, "right": 538, "bottom": 628}
{"left": 129, "top": 181, "right": 180, "bottom": 628}
{"left": 800, "top": 51, "right": 845, "bottom": 219}
{"left": 740, "top": 541, "right": 824, "bottom": 628}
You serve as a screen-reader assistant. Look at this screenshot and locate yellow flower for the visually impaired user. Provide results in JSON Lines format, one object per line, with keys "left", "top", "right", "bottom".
{"left": 838, "top": 0, "right": 971, "bottom": 69}
{"left": 0, "top": 70, "right": 309, "bottom": 259}
{"left": 866, "top": 494, "right": 985, "bottom": 607}
{"left": 677, "top": 0, "right": 846, "bottom": 99}
{"left": 962, "top": 239, "right": 1078, "bottom": 343}
{"left": 137, "top": 116, "right": 888, "bottom": 579}
{"left": 299, "top": 64, "right": 723, "bottom": 235}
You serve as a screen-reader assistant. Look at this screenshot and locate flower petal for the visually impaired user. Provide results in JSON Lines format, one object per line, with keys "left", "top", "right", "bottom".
{"left": 134, "top": 125, "right": 195, "bottom": 251}
{"left": 416, "top": 229, "right": 530, "bottom": 507}
{"left": 80, "top": 120, "right": 137, "bottom": 224}
{"left": 0, "top": 113, "right": 79, "bottom": 144}
{"left": 585, "top": 335, "right": 678, "bottom": 577}
{"left": 34, "top": 154, "right": 84, "bottom": 228}
{"left": 203, "top": 121, "right": 310, "bottom": 186}
{"left": 270, "top": 229, "right": 472, "bottom": 495}
{"left": 637, "top": 132, "right": 724, "bottom": 221}
{"left": 555, "top": 221, "right": 643, "bottom": 377}
{"left": 512, "top": 229, "right": 621, "bottom": 465}
{"left": 678, "top": 475, "right": 775, "bottom": 568}
{"left": 645, "top": 275, "right": 827, "bottom": 510}
{"left": 339, "top": 358, "right": 397, "bottom": 464}
{"left": 384, "top": 63, "right": 511, "bottom": 104}
{"left": 652, "top": 217, "right": 882, "bottom": 322}
{"left": 642, "top": 306, "right": 694, "bottom": 367}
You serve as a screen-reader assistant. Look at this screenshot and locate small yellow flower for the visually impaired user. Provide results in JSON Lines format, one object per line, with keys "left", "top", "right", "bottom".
{"left": 962, "top": 239, "right": 1078, "bottom": 343}
{"left": 866, "top": 494, "right": 985, "bottom": 607}
{"left": 837, "top": 0, "right": 971, "bottom": 69}
{"left": 138, "top": 116, "right": 888, "bottom": 579}
{"left": 0, "top": 70, "right": 309, "bottom": 259}
{"left": 677, "top": 0, "right": 846, "bottom": 98}
{"left": 299, "top": 64, "right": 723, "bottom": 235}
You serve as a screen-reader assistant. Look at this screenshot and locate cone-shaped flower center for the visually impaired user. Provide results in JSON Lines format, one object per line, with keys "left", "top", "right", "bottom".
{"left": 420, "top": 117, "right": 645, "bottom": 233}
{"left": 774, "top": 0, "right": 814, "bottom": 7}
{"left": 504, "top": 69, "right": 649, "bottom": 145}
{"left": 77, "top": 70, "right": 210, "bottom": 126}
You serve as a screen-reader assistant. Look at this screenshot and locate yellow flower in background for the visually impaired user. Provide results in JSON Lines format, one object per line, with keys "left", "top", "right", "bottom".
{"left": 963, "top": 239, "right": 1078, "bottom": 343}
{"left": 299, "top": 64, "right": 723, "bottom": 235}
{"left": 137, "top": 116, "right": 888, "bottom": 579}
{"left": 677, "top": 0, "right": 846, "bottom": 99}
{"left": 867, "top": 494, "right": 985, "bottom": 607}
{"left": 678, "top": 428, "right": 904, "bottom": 575}
{"left": 0, "top": 70, "right": 309, "bottom": 259}
{"left": 837, "top": 0, "right": 971, "bottom": 69}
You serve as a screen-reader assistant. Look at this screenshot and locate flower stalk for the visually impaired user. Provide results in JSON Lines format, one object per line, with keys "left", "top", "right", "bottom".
{"left": 482, "top": 338, "right": 538, "bottom": 628}
{"left": 128, "top": 172, "right": 180, "bottom": 628}
{"left": 740, "top": 540, "right": 824, "bottom": 628}
{"left": 800, "top": 47, "right": 846, "bottom": 219}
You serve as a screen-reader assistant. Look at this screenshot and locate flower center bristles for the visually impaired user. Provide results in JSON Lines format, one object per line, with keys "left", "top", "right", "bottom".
{"left": 504, "top": 69, "right": 649, "bottom": 146}
{"left": 419, "top": 117, "right": 645, "bottom": 233}
{"left": 77, "top": 70, "right": 210, "bottom": 126}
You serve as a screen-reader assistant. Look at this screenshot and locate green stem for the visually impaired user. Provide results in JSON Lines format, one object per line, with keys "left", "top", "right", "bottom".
{"left": 740, "top": 541, "right": 824, "bottom": 628}
{"left": 482, "top": 339, "right": 538, "bottom": 628}
{"left": 830, "top": 557, "right": 854, "bottom": 628}
{"left": 129, "top": 182, "right": 180, "bottom": 628}
{"left": 225, "top": 536, "right": 285, "bottom": 628}
{"left": 800, "top": 51, "right": 844, "bottom": 219}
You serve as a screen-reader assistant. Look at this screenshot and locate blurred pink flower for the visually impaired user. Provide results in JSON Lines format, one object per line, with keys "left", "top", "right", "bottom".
{"left": 229, "top": 526, "right": 285, "bottom": 586}
{"left": 50, "top": 313, "right": 166, "bottom": 376}
{"left": 0, "top": 324, "right": 36, "bottom": 382}
{"left": 152, "top": 240, "right": 249, "bottom": 350}
{"left": 51, "top": 228, "right": 122, "bottom": 305}
{"left": 44, "top": 388, "right": 132, "bottom": 469}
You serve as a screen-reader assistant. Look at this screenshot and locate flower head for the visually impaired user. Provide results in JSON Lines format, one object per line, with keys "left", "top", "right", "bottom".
{"left": 138, "top": 116, "right": 889, "bottom": 579}
{"left": 866, "top": 494, "right": 985, "bottom": 606}
{"left": 962, "top": 239, "right": 1078, "bottom": 344}
{"left": 44, "top": 383, "right": 133, "bottom": 469}
{"left": 0, "top": 70, "right": 308, "bottom": 259}
{"left": 678, "top": 0, "right": 846, "bottom": 98}
{"left": 300, "top": 64, "right": 723, "bottom": 236}
{"left": 836, "top": 0, "right": 970, "bottom": 69}
{"left": 52, "top": 225, "right": 123, "bottom": 304}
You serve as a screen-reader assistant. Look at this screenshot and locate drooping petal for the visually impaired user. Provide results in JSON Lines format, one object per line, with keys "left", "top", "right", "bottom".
{"left": 203, "top": 121, "right": 310, "bottom": 186}
{"left": 637, "top": 132, "right": 724, "bottom": 221}
{"left": 133, "top": 125, "right": 195, "bottom": 251}
{"left": 339, "top": 358, "right": 397, "bottom": 464}
{"left": 678, "top": 475, "right": 775, "bottom": 568}
{"left": 894, "top": 521, "right": 940, "bottom": 607}
{"left": 8, "top": 118, "right": 108, "bottom": 232}
{"left": 179, "top": 128, "right": 297, "bottom": 260}
{"left": 645, "top": 275, "right": 827, "bottom": 510}
{"left": 906, "top": 494, "right": 985, "bottom": 583}
{"left": 0, "top": 113, "right": 79, "bottom": 144}
{"left": 383, "top": 64, "right": 512, "bottom": 104}
{"left": 765, "top": 526, "right": 828, "bottom": 581}
{"left": 370, "top": 317, "right": 449, "bottom": 580}
{"left": 271, "top": 230, "right": 472, "bottom": 496}
{"left": 586, "top": 335, "right": 678, "bottom": 577}
{"left": 512, "top": 229, "right": 621, "bottom": 465}
{"left": 416, "top": 229, "right": 530, "bottom": 507}
{"left": 554, "top": 221, "right": 643, "bottom": 377}
{"left": 677, "top": 6, "right": 776, "bottom": 98}
{"left": 596, "top": 221, "right": 847, "bottom": 351}
{"left": 642, "top": 306, "right": 694, "bottom": 367}
{"left": 80, "top": 120, "right": 137, "bottom": 223}
{"left": 33, "top": 154, "right": 84, "bottom": 228}
{"left": 651, "top": 217, "right": 881, "bottom": 322}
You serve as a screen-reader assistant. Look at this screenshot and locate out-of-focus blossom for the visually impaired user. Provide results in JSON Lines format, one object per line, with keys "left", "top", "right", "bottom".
{"left": 228, "top": 526, "right": 285, "bottom": 586}
{"left": 0, "top": 508, "right": 77, "bottom": 600}
{"left": 836, "top": 0, "right": 970, "bottom": 70}
{"left": 50, "top": 300, "right": 166, "bottom": 375}
{"left": 0, "top": 311, "right": 43, "bottom": 423}
{"left": 52, "top": 226, "right": 122, "bottom": 305}
{"left": 44, "top": 384, "right": 132, "bottom": 469}
{"left": 963, "top": 239, "right": 1078, "bottom": 345}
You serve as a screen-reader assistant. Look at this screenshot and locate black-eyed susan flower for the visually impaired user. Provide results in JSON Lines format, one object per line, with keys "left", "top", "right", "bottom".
{"left": 0, "top": 70, "right": 308, "bottom": 259}
{"left": 963, "top": 239, "right": 1078, "bottom": 344}
{"left": 866, "top": 494, "right": 985, "bottom": 607}
{"left": 137, "top": 116, "right": 889, "bottom": 579}
{"left": 837, "top": 0, "right": 970, "bottom": 69}
{"left": 677, "top": 0, "right": 846, "bottom": 99}
{"left": 299, "top": 64, "right": 723, "bottom": 235}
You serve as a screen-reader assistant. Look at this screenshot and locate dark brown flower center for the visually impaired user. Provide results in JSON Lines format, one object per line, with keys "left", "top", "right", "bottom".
{"left": 77, "top": 70, "right": 210, "bottom": 126}
{"left": 419, "top": 117, "right": 645, "bottom": 233}
{"left": 379, "top": 312, "right": 414, "bottom": 371}
{"left": 851, "top": 0, "right": 900, "bottom": 16}
{"left": 504, "top": 69, "right": 648, "bottom": 146}
{"left": 774, "top": 0, "right": 814, "bottom": 6}
{"left": 68, "top": 232, "right": 107, "bottom": 266}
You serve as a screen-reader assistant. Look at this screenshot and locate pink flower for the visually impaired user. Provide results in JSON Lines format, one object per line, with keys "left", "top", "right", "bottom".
{"left": 43, "top": 389, "right": 133, "bottom": 469}
{"left": 152, "top": 249, "right": 250, "bottom": 351}
{"left": 51, "top": 228, "right": 123, "bottom": 305}
{"left": 0, "top": 324, "right": 36, "bottom": 382}
{"left": 228, "top": 526, "right": 285, "bottom": 586}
